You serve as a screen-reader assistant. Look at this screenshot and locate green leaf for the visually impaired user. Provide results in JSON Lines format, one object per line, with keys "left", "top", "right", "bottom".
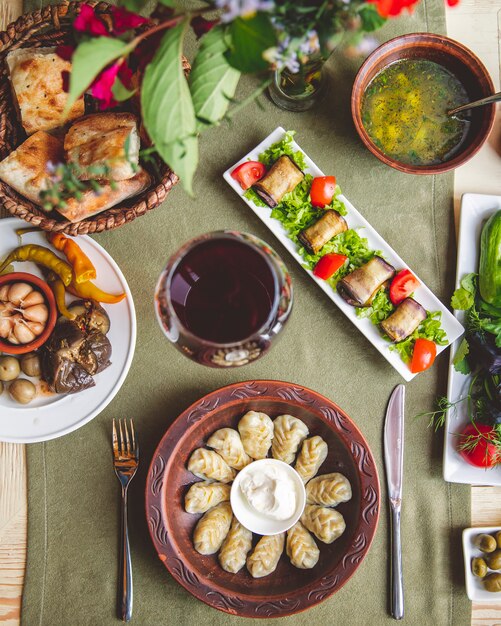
{"left": 226, "top": 13, "right": 276, "bottom": 73}
{"left": 66, "top": 37, "right": 131, "bottom": 112}
{"left": 451, "top": 273, "right": 477, "bottom": 310}
{"left": 111, "top": 78, "right": 136, "bottom": 102}
{"left": 157, "top": 0, "right": 176, "bottom": 5}
{"left": 119, "top": 0, "right": 149, "bottom": 10}
{"left": 189, "top": 26, "right": 241, "bottom": 131}
{"left": 453, "top": 338, "right": 471, "bottom": 374}
{"left": 157, "top": 136, "right": 199, "bottom": 197}
{"left": 358, "top": 5, "right": 387, "bottom": 32}
{"left": 141, "top": 21, "right": 198, "bottom": 194}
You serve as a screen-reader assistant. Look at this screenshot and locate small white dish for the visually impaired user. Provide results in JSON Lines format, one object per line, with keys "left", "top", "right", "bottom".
{"left": 0, "top": 218, "right": 136, "bottom": 443}
{"left": 443, "top": 193, "right": 501, "bottom": 485}
{"left": 230, "top": 459, "right": 306, "bottom": 535}
{"left": 223, "top": 126, "right": 464, "bottom": 381}
{"left": 463, "top": 526, "right": 501, "bottom": 601}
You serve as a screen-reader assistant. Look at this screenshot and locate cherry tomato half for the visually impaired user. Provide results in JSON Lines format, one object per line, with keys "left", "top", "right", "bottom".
{"left": 409, "top": 338, "right": 437, "bottom": 373}
{"left": 313, "top": 253, "right": 348, "bottom": 280}
{"left": 458, "top": 423, "right": 500, "bottom": 468}
{"left": 231, "top": 161, "right": 266, "bottom": 190}
{"left": 310, "top": 176, "right": 337, "bottom": 208}
{"left": 389, "top": 269, "right": 421, "bottom": 305}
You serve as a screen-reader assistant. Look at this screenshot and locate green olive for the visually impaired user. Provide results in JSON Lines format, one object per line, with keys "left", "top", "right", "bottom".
{"left": 9, "top": 379, "right": 36, "bottom": 404}
{"left": 472, "top": 557, "right": 488, "bottom": 578}
{"left": 487, "top": 550, "right": 501, "bottom": 570}
{"left": 0, "top": 356, "right": 20, "bottom": 382}
{"left": 495, "top": 531, "right": 501, "bottom": 550}
{"left": 477, "top": 533, "right": 497, "bottom": 553}
{"left": 484, "top": 573, "right": 501, "bottom": 593}
{"left": 20, "top": 353, "right": 41, "bottom": 378}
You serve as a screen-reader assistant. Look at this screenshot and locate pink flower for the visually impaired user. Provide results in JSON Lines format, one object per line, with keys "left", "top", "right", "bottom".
{"left": 191, "top": 16, "right": 218, "bottom": 39}
{"left": 91, "top": 63, "right": 119, "bottom": 108}
{"left": 73, "top": 4, "right": 108, "bottom": 36}
{"left": 110, "top": 6, "right": 149, "bottom": 34}
{"left": 90, "top": 61, "right": 134, "bottom": 110}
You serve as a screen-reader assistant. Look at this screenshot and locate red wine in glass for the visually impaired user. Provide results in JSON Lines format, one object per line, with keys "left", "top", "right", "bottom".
{"left": 155, "top": 232, "right": 293, "bottom": 367}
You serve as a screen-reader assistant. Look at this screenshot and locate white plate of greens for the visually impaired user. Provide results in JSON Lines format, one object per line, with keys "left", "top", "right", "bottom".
{"left": 223, "top": 127, "right": 464, "bottom": 381}
{"left": 443, "top": 193, "right": 501, "bottom": 485}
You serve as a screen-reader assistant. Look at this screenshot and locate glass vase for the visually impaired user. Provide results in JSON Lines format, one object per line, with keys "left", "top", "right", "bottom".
{"left": 269, "top": 54, "right": 326, "bottom": 112}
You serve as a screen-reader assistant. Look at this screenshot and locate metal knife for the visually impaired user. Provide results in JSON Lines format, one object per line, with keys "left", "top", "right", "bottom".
{"left": 384, "top": 384, "right": 405, "bottom": 620}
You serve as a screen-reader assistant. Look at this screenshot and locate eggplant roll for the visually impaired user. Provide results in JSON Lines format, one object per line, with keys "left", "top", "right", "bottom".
{"left": 298, "top": 210, "right": 348, "bottom": 255}
{"left": 253, "top": 155, "right": 304, "bottom": 207}
{"left": 380, "top": 297, "right": 427, "bottom": 342}
{"left": 337, "top": 256, "right": 395, "bottom": 307}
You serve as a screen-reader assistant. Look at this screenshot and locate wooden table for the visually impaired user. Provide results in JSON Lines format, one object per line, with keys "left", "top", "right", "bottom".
{"left": 0, "top": 1, "right": 500, "bottom": 624}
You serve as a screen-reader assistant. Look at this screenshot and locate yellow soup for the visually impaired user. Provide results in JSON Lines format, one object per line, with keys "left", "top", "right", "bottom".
{"left": 361, "top": 59, "right": 470, "bottom": 166}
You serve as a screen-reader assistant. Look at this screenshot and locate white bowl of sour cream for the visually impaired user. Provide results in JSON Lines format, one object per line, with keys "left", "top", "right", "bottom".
{"left": 230, "top": 458, "right": 306, "bottom": 535}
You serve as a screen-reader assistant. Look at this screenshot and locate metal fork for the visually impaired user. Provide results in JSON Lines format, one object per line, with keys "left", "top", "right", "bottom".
{"left": 112, "top": 419, "right": 139, "bottom": 622}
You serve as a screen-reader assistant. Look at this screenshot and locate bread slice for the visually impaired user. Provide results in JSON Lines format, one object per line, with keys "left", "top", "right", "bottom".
{"left": 0, "top": 130, "right": 151, "bottom": 223}
{"left": 64, "top": 113, "right": 140, "bottom": 181}
{"left": 6, "top": 47, "right": 85, "bottom": 135}
{"left": 0, "top": 131, "right": 64, "bottom": 204}
{"left": 54, "top": 168, "right": 151, "bottom": 223}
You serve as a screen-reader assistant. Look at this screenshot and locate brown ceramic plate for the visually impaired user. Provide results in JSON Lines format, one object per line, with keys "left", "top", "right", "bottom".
{"left": 146, "top": 380, "right": 380, "bottom": 618}
{"left": 351, "top": 33, "right": 496, "bottom": 175}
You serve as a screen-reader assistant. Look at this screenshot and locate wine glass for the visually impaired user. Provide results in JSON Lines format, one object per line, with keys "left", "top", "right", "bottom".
{"left": 154, "top": 231, "right": 293, "bottom": 367}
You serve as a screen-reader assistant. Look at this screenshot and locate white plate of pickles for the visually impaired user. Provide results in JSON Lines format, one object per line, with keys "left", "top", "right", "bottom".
{"left": 0, "top": 219, "right": 136, "bottom": 443}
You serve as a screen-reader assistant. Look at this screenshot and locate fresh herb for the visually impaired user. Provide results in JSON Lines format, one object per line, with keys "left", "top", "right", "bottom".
{"left": 416, "top": 395, "right": 465, "bottom": 431}
{"left": 390, "top": 311, "right": 447, "bottom": 363}
{"left": 452, "top": 337, "right": 471, "bottom": 375}
{"left": 356, "top": 289, "right": 395, "bottom": 324}
{"left": 39, "top": 161, "right": 117, "bottom": 213}
{"left": 451, "top": 272, "right": 476, "bottom": 310}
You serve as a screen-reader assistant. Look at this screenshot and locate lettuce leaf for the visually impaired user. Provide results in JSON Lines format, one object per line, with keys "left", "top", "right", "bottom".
{"left": 356, "top": 290, "right": 395, "bottom": 324}
{"left": 390, "top": 311, "right": 448, "bottom": 363}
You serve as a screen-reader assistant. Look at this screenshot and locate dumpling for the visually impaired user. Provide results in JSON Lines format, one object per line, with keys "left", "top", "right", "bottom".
{"left": 301, "top": 505, "right": 346, "bottom": 544}
{"left": 306, "top": 473, "right": 352, "bottom": 507}
{"left": 246, "top": 533, "right": 285, "bottom": 578}
{"left": 207, "top": 428, "right": 252, "bottom": 470}
{"left": 238, "top": 411, "right": 274, "bottom": 459}
{"left": 187, "top": 448, "right": 236, "bottom": 484}
{"left": 294, "top": 436, "right": 328, "bottom": 483}
{"left": 218, "top": 518, "right": 253, "bottom": 574}
{"left": 286, "top": 521, "right": 320, "bottom": 569}
{"left": 271, "top": 415, "right": 309, "bottom": 464}
{"left": 184, "top": 481, "right": 231, "bottom": 514}
{"left": 193, "top": 502, "right": 233, "bottom": 555}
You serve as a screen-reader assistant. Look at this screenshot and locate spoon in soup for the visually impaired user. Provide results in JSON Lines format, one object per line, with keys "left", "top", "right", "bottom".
{"left": 448, "top": 91, "right": 501, "bottom": 116}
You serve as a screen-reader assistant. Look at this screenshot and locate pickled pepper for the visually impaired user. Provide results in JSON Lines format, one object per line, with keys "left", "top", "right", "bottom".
{"left": 47, "top": 233, "right": 96, "bottom": 284}
{"left": 0, "top": 244, "right": 73, "bottom": 286}
{"left": 67, "top": 279, "right": 125, "bottom": 304}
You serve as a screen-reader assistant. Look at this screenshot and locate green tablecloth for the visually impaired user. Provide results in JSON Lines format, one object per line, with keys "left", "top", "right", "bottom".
{"left": 17, "top": 1, "right": 470, "bottom": 624}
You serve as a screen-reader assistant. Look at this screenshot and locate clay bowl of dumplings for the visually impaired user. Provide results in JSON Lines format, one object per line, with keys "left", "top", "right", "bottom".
{"left": 146, "top": 380, "right": 380, "bottom": 618}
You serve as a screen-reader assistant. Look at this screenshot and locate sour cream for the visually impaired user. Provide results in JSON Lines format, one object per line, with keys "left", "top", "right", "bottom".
{"left": 240, "top": 462, "right": 297, "bottom": 521}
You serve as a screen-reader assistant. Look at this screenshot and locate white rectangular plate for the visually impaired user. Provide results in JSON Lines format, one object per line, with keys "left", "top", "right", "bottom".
{"left": 443, "top": 193, "right": 501, "bottom": 485}
{"left": 223, "top": 127, "right": 464, "bottom": 382}
{"left": 463, "top": 526, "right": 501, "bottom": 601}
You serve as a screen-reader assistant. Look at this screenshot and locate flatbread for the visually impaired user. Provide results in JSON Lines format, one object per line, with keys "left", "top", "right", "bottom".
{"left": 0, "top": 131, "right": 63, "bottom": 203}
{"left": 6, "top": 47, "right": 85, "bottom": 135}
{"left": 55, "top": 168, "right": 151, "bottom": 223}
{"left": 64, "top": 113, "right": 140, "bottom": 181}
{"left": 0, "top": 131, "right": 151, "bottom": 223}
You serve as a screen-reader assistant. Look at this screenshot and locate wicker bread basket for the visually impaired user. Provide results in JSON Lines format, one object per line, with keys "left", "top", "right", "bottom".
{"left": 0, "top": 1, "right": 189, "bottom": 235}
